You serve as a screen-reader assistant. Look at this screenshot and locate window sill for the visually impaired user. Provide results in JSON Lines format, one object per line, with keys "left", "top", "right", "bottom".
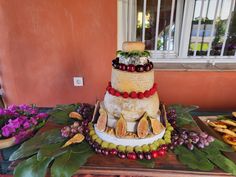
{"left": 153, "top": 63, "right": 236, "bottom": 71}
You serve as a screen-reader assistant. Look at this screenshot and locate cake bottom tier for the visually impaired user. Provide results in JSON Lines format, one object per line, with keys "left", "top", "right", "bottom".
{"left": 94, "top": 124, "right": 165, "bottom": 147}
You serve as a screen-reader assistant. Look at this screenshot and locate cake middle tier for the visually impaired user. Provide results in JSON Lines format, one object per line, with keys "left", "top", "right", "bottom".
{"left": 103, "top": 92, "right": 160, "bottom": 121}
{"left": 111, "top": 68, "right": 154, "bottom": 92}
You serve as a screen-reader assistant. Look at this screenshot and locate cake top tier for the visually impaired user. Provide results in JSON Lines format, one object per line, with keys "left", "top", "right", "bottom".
{"left": 122, "top": 42, "right": 145, "bottom": 52}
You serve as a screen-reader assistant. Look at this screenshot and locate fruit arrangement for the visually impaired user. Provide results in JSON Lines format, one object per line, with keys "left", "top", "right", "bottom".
{"left": 84, "top": 121, "right": 173, "bottom": 160}
{"left": 166, "top": 109, "right": 215, "bottom": 150}
{"left": 106, "top": 82, "right": 157, "bottom": 99}
{"left": 112, "top": 58, "right": 154, "bottom": 72}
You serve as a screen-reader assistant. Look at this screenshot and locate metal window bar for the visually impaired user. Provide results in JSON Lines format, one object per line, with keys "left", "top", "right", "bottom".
{"left": 142, "top": 0, "right": 147, "bottom": 42}
{"left": 154, "top": 0, "right": 161, "bottom": 50}
{"left": 207, "top": 0, "right": 220, "bottom": 57}
{"left": 193, "top": 0, "right": 205, "bottom": 57}
{"left": 128, "top": 0, "right": 133, "bottom": 41}
{"left": 168, "top": 0, "right": 176, "bottom": 51}
{"left": 220, "top": 0, "right": 236, "bottom": 56}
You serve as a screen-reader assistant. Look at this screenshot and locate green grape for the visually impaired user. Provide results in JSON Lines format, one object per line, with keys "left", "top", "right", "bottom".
{"left": 118, "top": 145, "right": 126, "bottom": 152}
{"left": 89, "top": 130, "right": 95, "bottom": 136}
{"left": 126, "top": 146, "right": 134, "bottom": 152}
{"left": 134, "top": 146, "right": 142, "bottom": 152}
{"left": 95, "top": 138, "right": 102, "bottom": 145}
{"left": 142, "top": 144, "right": 150, "bottom": 152}
{"left": 91, "top": 134, "right": 98, "bottom": 141}
{"left": 108, "top": 143, "right": 117, "bottom": 149}
{"left": 149, "top": 143, "right": 157, "bottom": 151}
{"left": 101, "top": 141, "right": 109, "bottom": 148}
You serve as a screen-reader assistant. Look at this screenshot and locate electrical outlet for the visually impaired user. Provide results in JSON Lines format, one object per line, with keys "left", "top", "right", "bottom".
{"left": 73, "top": 77, "right": 83, "bottom": 86}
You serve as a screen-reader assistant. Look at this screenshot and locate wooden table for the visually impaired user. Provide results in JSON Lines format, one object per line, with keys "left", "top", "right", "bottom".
{"left": 1, "top": 114, "right": 235, "bottom": 177}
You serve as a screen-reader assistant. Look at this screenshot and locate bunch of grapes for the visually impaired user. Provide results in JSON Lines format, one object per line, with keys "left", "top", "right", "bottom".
{"left": 77, "top": 103, "right": 95, "bottom": 121}
{"left": 61, "top": 121, "right": 83, "bottom": 138}
{"left": 167, "top": 109, "right": 177, "bottom": 128}
{"left": 169, "top": 129, "right": 215, "bottom": 150}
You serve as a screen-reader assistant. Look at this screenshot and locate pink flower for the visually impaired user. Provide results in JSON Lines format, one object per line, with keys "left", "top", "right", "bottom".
{"left": 1, "top": 126, "right": 11, "bottom": 137}
{"left": 36, "top": 113, "right": 48, "bottom": 119}
{"left": 23, "top": 121, "right": 31, "bottom": 129}
{"left": 30, "top": 117, "right": 38, "bottom": 125}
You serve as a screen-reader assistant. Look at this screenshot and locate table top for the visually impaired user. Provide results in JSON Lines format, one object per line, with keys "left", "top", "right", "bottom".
{"left": 1, "top": 109, "right": 235, "bottom": 177}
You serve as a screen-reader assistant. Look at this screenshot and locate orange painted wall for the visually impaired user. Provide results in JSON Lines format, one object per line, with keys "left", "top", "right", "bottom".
{"left": 0, "top": 0, "right": 236, "bottom": 110}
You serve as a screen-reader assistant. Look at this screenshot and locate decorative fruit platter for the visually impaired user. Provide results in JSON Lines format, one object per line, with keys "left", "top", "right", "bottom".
{"left": 0, "top": 105, "right": 48, "bottom": 149}
{"left": 6, "top": 103, "right": 236, "bottom": 177}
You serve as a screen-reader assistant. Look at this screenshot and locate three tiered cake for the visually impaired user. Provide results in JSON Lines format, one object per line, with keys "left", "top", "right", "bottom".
{"left": 87, "top": 42, "right": 172, "bottom": 159}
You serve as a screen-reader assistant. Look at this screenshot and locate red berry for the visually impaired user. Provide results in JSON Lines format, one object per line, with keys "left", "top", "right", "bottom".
{"left": 106, "top": 86, "right": 111, "bottom": 91}
{"left": 109, "top": 149, "right": 118, "bottom": 155}
{"left": 137, "top": 92, "right": 144, "bottom": 99}
{"left": 150, "top": 62, "right": 154, "bottom": 69}
{"left": 157, "top": 149, "right": 166, "bottom": 156}
{"left": 115, "top": 91, "right": 121, "bottom": 97}
{"left": 127, "top": 64, "right": 136, "bottom": 72}
{"left": 144, "top": 90, "right": 150, "bottom": 98}
{"left": 149, "top": 88, "right": 156, "bottom": 95}
{"left": 160, "top": 144, "right": 168, "bottom": 151}
{"left": 122, "top": 92, "right": 129, "bottom": 98}
{"left": 119, "top": 64, "right": 127, "bottom": 71}
{"left": 151, "top": 150, "right": 159, "bottom": 158}
{"left": 127, "top": 152, "right": 137, "bottom": 160}
{"left": 109, "top": 88, "right": 115, "bottom": 95}
{"left": 108, "top": 81, "right": 111, "bottom": 86}
{"left": 144, "top": 64, "right": 151, "bottom": 71}
{"left": 136, "top": 65, "right": 144, "bottom": 72}
{"left": 130, "top": 91, "right": 137, "bottom": 99}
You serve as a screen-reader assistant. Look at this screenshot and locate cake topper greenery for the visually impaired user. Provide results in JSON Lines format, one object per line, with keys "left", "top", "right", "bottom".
{"left": 116, "top": 50, "right": 150, "bottom": 58}
{"left": 8, "top": 103, "right": 236, "bottom": 177}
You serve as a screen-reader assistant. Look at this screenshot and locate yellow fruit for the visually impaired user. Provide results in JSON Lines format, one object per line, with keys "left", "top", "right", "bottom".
{"left": 137, "top": 113, "right": 149, "bottom": 138}
{"left": 62, "top": 133, "right": 84, "bottom": 148}
{"left": 149, "top": 116, "right": 164, "bottom": 135}
{"left": 115, "top": 114, "right": 127, "bottom": 137}
{"left": 96, "top": 109, "right": 108, "bottom": 132}
{"left": 69, "top": 112, "right": 82, "bottom": 120}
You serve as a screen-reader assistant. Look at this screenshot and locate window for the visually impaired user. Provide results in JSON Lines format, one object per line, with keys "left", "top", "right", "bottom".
{"left": 118, "top": 0, "right": 236, "bottom": 67}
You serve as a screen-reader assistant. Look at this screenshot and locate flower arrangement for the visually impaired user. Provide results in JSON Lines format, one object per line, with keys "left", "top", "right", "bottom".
{"left": 0, "top": 104, "right": 48, "bottom": 147}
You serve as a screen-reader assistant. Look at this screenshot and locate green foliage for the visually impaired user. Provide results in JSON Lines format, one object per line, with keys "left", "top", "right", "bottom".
{"left": 48, "top": 104, "right": 80, "bottom": 125}
{"left": 168, "top": 104, "right": 199, "bottom": 127}
{"left": 10, "top": 129, "right": 64, "bottom": 161}
{"left": 174, "top": 139, "right": 236, "bottom": 175}
{"left": 116, "top": 50, "right": 150, "bottom": 58}
{"left": 51, "top": 142, "right": 94, "bottom": 177}
{"left": 174, "top": 146, "right": 214, "bottom": 171}
{"left": 14, "top": 155, "right": 53, "bottom": 177}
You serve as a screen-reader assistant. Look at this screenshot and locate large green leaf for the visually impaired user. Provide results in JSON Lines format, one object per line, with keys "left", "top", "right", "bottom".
{"left": 37, "top": 142, "right": 66, "bottom": 161}
{"left": 168, "top": 104, "right": 198, "bottom": 127}
{"left": 10, "top": 129, "right": 64, "bottom": 161}
{"left": 207, "top": 153, "right": 236, "bottom": 176}
{"left": 174, "top": 146, "right": 214, "bottom": 171}
{"left": 50, "top": 146, "right": 94, "bottom": 177}
{"left": 202, "top": 139, "right": 233, "bottom": 154}
{"left": 14, "top": 155, "right": 53, "bottom": 177}
{"left": 48, "top": 104, "right": 79, "bottom": 125}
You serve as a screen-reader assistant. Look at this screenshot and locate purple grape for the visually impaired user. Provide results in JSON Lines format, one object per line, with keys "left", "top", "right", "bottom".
{"left": 137, "top": 152, "right": 144, "bottom": 159}
{"left": 187, "top": 143, "right": 194, "bottom": 150}
{"left": 197, "top": 142, "right": 205, "bottom": 149}
{"left": 199, "top": 132, "right": 208, "bottom": 139}
{"left": 73, "top": 121, "right": 80, "bottom": 127}
{"left": 177, "top": 138, "right": 184, "bottom": 145}
{"left": 172, "top": 135, "right": 179, "bottom": 141}
{"left": 95, "top": 147, "right": 102, "bottom": 154}
{"left": 92, "top": 142, "right": 99, "bottom": 149}
{"left": 173, "top": 141, "right": 178, "bottom": 146}
{"left": 190, "top": 136, "right": 200, "bottom": 144}
{"left": 180, "top": 133, "right": 188, "bottom": 140}
{"left": 71, "top": 128, "right": 77, "bottom": 134}
{"left": 102, "top": 148, "right": 109, "bottom": 156}
{"left": 207, "top": 136, "right": 215, "bottom": 143}
{"left": 203, "top": 139, "right": 209, "bottom": 146}
{"left": 118, "top": 152, "right": 126, "bottom": 159}
{"left": 189, "top": 132, "right": 197, "bottom": 137}
{"left": 144, "top": 152, "right": 152, "bottom": 160}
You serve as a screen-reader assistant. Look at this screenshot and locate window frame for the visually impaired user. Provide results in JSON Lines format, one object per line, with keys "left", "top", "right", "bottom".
{"left": 117, "top": 0, "right": 236, "bottom": 67}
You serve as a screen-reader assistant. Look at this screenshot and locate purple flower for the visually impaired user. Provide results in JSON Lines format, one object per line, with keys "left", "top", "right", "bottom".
{"left": 1, "top": 126, "right": 11, "bottom": 137}
{"left": 7, "top": 105, "right": 18, "bottom": 112}
{"left": 17, "top": 116, "right": 28, "bottom": 124}
{"left": 18, "top": 104, "right": 30, "bottom": 110}
{"left": 23, "top": 121, "right": 31, "bottom": 129}
{"left": 0, "top": 108, "right": 6, "bottom": 116}
{"left": 30, "top": 117, "right": 38, "bottom": 125}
